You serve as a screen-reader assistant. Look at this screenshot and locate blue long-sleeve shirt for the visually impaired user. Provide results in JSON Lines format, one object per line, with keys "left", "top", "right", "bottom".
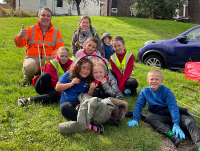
{"left": 133, "top": 85, "right": 180, "bottom": 125}
{"left": 103, "top": 43, "right": 114, "bottom": 60}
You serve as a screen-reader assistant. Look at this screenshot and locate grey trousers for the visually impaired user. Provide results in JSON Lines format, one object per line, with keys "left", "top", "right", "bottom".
{"left": 145, "top": 113, "right": 200, "bottom": 148}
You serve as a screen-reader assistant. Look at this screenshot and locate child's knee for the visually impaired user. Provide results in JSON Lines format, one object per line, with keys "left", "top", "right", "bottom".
{"left": 145, "top": 113, "right": 154, "bottom": 122}
{"left": 184, "top": 117, "right": 196, "bottom": 127}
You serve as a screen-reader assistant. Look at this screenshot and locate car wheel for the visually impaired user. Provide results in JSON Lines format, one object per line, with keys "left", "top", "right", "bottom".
{"left": 144, "top": 55, "right": 164, "bottom": 68}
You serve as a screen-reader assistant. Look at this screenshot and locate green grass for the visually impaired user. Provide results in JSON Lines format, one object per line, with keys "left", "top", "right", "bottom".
{"left": 0, "top": 16, "right": 200, "bottom": 150}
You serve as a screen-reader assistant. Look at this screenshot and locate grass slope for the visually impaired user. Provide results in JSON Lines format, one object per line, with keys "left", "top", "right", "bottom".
{"left": 0, "top": 16, "right": 200, "bottom": 151}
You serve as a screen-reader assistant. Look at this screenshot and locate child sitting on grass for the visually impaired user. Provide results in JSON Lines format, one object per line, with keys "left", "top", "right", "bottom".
{"left": 101, "top": 33, "right": 114, "bottom": 61}
{"left": 90, "top": 60, "right": 127, "bottom": 126}
{"left": 17, "top": 46, "right": 73, "bottom": 106}
{"left": 128, "top": 69, "right": 200, "bottom": 150}
{"left": 91, "top": 60, "right": 123, "bottom": 100}
{"left": 109, "top": 36, "right": 138, "bottom": 97}
{"left": 55, "top": 57, "right": 104, "bottom": 134}
{"left": 75, "top": 37, "right": 101, "bottom": 61}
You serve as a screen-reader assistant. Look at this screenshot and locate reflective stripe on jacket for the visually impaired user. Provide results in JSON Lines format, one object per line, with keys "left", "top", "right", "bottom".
{"left": 49, "top": 59, "right": 64, "bottom": 79}
{"left": 14, "top": 21, "right": 64, "bottom": 58}
{"left": 110, "top": 51, "right": 135, "bottom": 78}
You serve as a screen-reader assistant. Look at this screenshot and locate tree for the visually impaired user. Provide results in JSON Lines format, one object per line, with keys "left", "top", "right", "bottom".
{"left": 131, "top": 0, "right": 187, "bottom": 20}
{"left": 67, "top": 0, "right": 99, "bottom": 15}
{"left": 3, "top": 0, "right": 9, "bottom": 4}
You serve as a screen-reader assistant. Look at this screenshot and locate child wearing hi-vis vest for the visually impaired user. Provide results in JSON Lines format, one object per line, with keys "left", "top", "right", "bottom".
{"left": 17, "top": 46, "right": 73, "bottom": 107}
{"left": 109, "top": 36, "right": 138, "bottom": 97}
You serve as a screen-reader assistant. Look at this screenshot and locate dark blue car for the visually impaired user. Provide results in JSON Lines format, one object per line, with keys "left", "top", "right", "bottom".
{"left": 137, "top": 25, "right": 200, "bottom": 70}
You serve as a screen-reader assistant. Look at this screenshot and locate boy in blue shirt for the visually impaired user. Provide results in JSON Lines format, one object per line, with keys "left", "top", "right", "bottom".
{"left": 128, "top": 69, "right": 200, "bottom": 150}
{"left": 101, "top": 33, "right": 114, "bottom": 61}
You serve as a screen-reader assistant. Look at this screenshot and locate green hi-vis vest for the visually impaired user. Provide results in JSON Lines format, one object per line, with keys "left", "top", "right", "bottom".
{"left": 49, "top": 59, "right": 65, "bottom": 79}
{"left": 110, "top": 52, "right": 135, "bottom": 78}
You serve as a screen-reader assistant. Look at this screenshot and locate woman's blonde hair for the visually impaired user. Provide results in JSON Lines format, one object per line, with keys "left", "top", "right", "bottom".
{"left": 69, "top": 57, "right": 93, "bottom": 83}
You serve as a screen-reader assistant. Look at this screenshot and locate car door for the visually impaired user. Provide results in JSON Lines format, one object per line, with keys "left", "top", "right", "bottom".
{"left": 170, "top": 27, "right": 200, "bottom": 68}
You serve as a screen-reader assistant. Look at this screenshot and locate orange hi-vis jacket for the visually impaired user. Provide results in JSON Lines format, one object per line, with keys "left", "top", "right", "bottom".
{"left": 14, "top": 21, "right": 64, "bottom": 58}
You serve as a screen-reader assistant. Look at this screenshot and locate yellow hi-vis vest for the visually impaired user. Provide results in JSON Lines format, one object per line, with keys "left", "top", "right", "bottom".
{"left": 110, "top": 52, "right": 135, "bottom": 78}
{"left": 49, "top": 59, "right": 64, "bottom": 79}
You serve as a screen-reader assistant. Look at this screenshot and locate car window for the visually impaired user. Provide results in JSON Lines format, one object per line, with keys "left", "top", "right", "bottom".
{"left": 185, "top": 28, "right": 200, "bottom": 41}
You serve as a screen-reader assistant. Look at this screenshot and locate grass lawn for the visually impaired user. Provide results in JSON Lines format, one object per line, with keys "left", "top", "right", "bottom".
{"left": 0, "top": 16, "right": 200, "bottom": 150}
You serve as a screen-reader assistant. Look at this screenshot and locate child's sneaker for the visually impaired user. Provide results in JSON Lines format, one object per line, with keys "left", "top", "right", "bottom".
{"left": 96, "top": 125, "right": 104, "bottom": 135}
{"left": 17, "top": 97, "right": 28, "bottom": 107}
{"left": 169, "top": 135, "right": 182, "bottom": 147}
{"left": 88, "top": 123, "right": 104, "bottom": 135}
{"left": 125, "top": 111, "right": 133, "bottom": 118}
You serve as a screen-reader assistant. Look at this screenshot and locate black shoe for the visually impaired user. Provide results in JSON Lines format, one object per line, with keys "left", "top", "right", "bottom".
{"left": 130, "top": 90, "right": 137, "bottom": 97}
{"left": 139, "top": 113, "right": 146, "bottom": 122}
{"left": 125, "top": 111, "right": 133, "bottom": 118}
{"left": 169, "top": 135, "right": 182, "bottom": 148}
{"left": 97, "top": 125, "right": 104, "bottom": 135}
{"left": 106, "top": 119, "right": 121, "bottom": 126}
{"left": 131, "top": 93, "right": 137, "bottom": 97}
{"left": 116, "top": 120, "right": 122, "bottom": 126}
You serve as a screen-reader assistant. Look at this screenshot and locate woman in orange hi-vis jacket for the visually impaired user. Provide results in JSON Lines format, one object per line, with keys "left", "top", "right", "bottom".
{"left": 14, "top": 7, "right": 64, "bottom": 86}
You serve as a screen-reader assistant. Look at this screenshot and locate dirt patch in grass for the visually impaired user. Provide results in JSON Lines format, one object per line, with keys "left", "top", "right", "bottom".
{"left": 143, "top": 123, "right": 198, "bottom": 151}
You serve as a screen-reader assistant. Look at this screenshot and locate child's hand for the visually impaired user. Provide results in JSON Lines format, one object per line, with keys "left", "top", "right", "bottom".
{"left": 90, "top": 82, "right": 98, "bottom": 90}
{"left": 100, "top": 78, "right": 107, "bottom": 85}
{"left": 172, "top": 125, "right": 185, "bottom": 139}
{"left": 124, "top": 89, "right": 131, "bottom": 94}
{"left": 128, "top": 120, "right": 138, "bottom": 127}
{"left": 71, "top": 78, "right": 80, "bottom": 85}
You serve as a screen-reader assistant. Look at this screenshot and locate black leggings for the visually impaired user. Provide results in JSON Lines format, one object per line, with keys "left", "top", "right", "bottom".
{"left": 110, "top": 70, "right": 138, "bottom": 93}
{"left": 30, "top": 72, "right": 60, "bottom": 103}
{"left": 125, "top": 78, "right": 138, "bottom": 93}
{"left": 60, "top": 101, "right": 80, "bottom": 121}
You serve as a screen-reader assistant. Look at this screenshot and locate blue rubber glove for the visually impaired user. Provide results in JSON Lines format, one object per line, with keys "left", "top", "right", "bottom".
{"left": 128, "top": 120, "right": 138, "bottom": 127}
{"left": 124, "top": 89, "right": 131, "bottom": 94}
{"left": 172, "top": 125, "right": 185, "bottom": 139}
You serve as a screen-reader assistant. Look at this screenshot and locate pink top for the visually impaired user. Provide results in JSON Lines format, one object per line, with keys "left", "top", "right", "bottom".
{"left": 75, "top": 48, "right": 101, "bottom": 61}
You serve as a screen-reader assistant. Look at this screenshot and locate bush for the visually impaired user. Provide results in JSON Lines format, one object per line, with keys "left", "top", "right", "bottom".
{"left": 0, "top": 7, "right": 9, "bottom": 17}
{"left": 0, "top": 7, "right": 37, "bottom": 17}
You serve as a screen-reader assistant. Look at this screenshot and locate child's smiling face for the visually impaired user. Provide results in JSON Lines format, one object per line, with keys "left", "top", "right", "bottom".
{"left": 147, "top": 73, "right": 163, "bottom": 91}
{"left": 79, "top": 62, "right": 91, "bottom": 78}
{"left": 112, "top": 40, "right": 125, "bottom": 54}
{"left": 58, "top": 50, "right": 69, "bottom": 64}
{"left": 103, "top": 37, "right": 110, "bottom": 45}
{"left": 93, "top": 65, "right": 106, "bottom": 81}
{"left": 84, "top": 41, "right": 97, "bottom": 55}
